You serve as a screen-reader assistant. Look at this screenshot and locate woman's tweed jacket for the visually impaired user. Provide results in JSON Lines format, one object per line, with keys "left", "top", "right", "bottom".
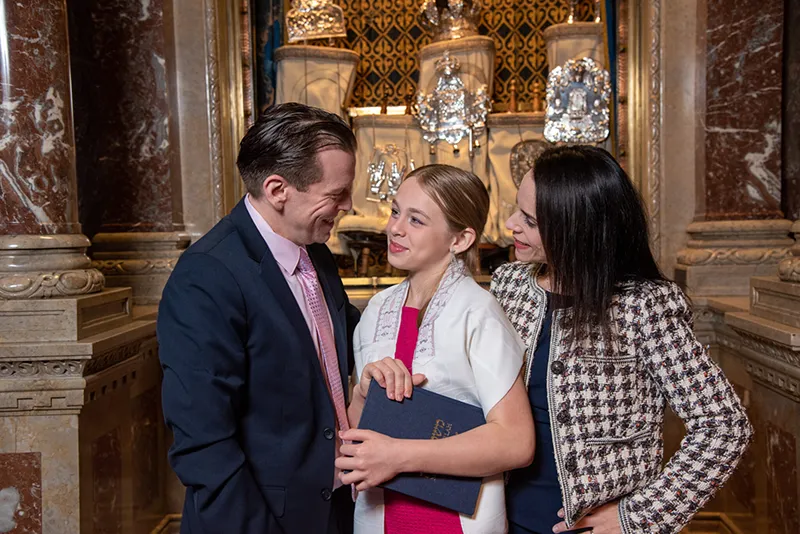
{"left": 490, "top": 262, "right": 753, "bottom": 534}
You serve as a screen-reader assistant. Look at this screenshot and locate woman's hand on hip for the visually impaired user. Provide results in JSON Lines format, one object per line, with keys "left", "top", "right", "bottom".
{"left": 335, "top": 429, "right": 405, "bottom": 490}
{"left": 553, "top": 501, "right": 622, "bottom": 534}
{"left": 355, "top": 357, "right": 426, "bottom": 402}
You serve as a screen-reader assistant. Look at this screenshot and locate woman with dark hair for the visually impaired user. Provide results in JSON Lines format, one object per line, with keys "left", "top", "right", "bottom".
{"left": 492, "top": 145, "right": 752, "bottom": 534}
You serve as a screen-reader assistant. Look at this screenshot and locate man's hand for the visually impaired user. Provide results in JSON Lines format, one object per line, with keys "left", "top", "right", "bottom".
{"left": 553, "top": 501, "right": 622, "bottom": 533}
{"left": 354, "top": 357, "right": 426, "bottom": 402}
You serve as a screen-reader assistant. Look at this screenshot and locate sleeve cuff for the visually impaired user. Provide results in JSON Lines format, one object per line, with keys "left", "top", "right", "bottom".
{"left": 618, "top": 496, "right": 637, "bottom": 534}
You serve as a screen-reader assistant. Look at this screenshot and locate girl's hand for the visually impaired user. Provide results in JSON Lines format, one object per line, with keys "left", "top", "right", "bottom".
{"left": 335, "top": 429, "right": 404, "bottom": 490}
{"left": 354, "top": 357, "right": 425, "bottom": 402}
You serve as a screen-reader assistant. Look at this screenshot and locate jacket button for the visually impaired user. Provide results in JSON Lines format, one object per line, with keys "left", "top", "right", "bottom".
{"left": 564, "top": 456, "right": 578, "bottom": 473}
{"left": 321, "top": 488, "right": 332, "bottom": 501}
{"left": 324, "top": 427, "right": 334, "bottom": 440}
{"left": 551, "top": 361, "right": 565, "bottom": 375}
{"left": 556, "top": 410, "right": 570, "bottom": 424}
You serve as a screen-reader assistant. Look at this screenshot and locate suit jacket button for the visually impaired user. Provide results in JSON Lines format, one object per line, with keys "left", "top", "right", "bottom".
{"left": 324, "top": 427, "right": 335, "bottom": 440}
{"left": 551, "top": 361, "right": 565, "bottom": 375}
{"left": 556, "top": 410, "right": 570, "bottom": 424}
{"left": 321, "top": 488, "right": 332, "bottom": 501}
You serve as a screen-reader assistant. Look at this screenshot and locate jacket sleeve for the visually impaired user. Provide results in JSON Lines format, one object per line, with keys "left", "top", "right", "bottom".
{"left": 158, "top": 252, "right": 281, "bottom": 533}
{"left": 619, "top": 283, "right": 753, "bottom": 534}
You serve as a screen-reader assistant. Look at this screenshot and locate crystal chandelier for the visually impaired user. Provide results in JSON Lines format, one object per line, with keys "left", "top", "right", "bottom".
{"left": 544, "top": 57, "right": 611, "bottom": 144}
{"left": 286, "top": 0, "right": 347, "bottom": 43}
{"left": 414, "top": 52, "right": 491, "bottom": 157}
{"left": 418, "top": 0, "right": 481, "bottom": 42}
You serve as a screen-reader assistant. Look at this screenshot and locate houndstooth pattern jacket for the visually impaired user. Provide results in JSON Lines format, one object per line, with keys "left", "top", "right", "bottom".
{"left": 490, "top": 262, "right": 753, "bottom": 534}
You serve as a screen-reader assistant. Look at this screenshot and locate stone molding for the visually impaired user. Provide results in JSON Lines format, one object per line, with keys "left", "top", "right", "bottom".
{"left": 778, "top": 220, "right": 800, "bottom": 282}
{"left": 0, "top": 324, "right": 157, "bottom": 414}
{"left": 84, "top": 336, "right": 159, "bottom": 405}
{"left": 675, "top": 220, "right": 794, "bottom": 296}
{"left": 205, "top": 0, "right": 225, "bottom": 222}
{"left": 0, "top": 359, "right": 86, "bottom": 378}
{"left": 718, "top": 330, "right": 800, "bottom": 402}
{"left": 647, "top": 0, "right": 662, "bottom": 262}
{"left": 726, "top": 328, "right": 800, "bottom": 368}
{"left": 91, "top": 231, "right": 190, "bottom": 305}
{"left": 679, "top": 247, "right": 791, "bottom": 266}
{"left": 0, "top": 234, "right": 105, "bottom": 299}
{"left": 0, "top": 269, "right": 105, "bottom": 299}
{"left": 677, "top": 220, "right": 794, "bottom": 266}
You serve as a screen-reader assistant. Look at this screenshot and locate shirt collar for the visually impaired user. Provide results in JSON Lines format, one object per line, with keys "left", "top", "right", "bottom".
{"left": 244, "top": 194, "right": 303, "bottom": 275}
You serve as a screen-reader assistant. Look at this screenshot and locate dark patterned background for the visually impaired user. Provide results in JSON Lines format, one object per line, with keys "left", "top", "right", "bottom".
{"left": 257, "top": 0, "right": 595, "bottom": 111}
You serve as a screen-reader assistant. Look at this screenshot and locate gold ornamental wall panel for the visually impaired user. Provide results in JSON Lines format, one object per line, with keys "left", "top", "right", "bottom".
{"left": 323, "top": 0, "right": 595, "bottom": 107}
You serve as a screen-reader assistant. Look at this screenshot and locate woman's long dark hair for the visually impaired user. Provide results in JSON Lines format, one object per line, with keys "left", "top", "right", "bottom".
{"left": 533, "top": 145, "right": 664, "bottom": 337}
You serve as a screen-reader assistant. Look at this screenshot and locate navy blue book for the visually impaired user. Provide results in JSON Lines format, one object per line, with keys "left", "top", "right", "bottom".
{"left": 357, "top": 379, "right": 487, "bottom": 516}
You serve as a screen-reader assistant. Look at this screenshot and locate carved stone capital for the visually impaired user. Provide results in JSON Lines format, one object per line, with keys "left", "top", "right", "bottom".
{"left": 0, "top": 234, "right": 105, "bottom": 299}
{"left": 91, "top": 231, "right": 190, "bottom": 305}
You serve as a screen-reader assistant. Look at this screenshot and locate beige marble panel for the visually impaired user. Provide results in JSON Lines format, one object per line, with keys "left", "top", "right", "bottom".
{"left": 0, "top": 413, "right": 80, "bottom": 534}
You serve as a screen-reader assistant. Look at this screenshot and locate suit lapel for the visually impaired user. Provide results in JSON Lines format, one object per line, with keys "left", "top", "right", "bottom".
{"left": 258, "top": 247, "right": 320, "bottom": 357}
{"left": 231, "top": 198, "right": 331, "bottom": 399}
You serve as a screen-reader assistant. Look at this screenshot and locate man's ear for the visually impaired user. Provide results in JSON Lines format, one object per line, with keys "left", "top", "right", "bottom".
{"left": 261, "top": 175, "right": 289, "bottom": 211}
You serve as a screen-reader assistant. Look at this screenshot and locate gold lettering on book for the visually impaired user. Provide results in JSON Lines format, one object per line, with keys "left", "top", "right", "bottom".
{"left": 430, "top": 419, "right": 453, "bottom": 440}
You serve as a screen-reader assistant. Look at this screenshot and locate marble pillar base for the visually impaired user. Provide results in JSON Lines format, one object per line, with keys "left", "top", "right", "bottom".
{"left": 675, "top": 220, "right": 794, "bottom": 296}
{"left": 91, "top": 232, "right": 190, "bottom": 306}
{"left": 0, "top": 314, "right": 163, "bottom": 534}
{"left": 0, "top": 234, "right": 104, "bottom": 299}
{"left": 0, "top": 287, "right": 132, "bottom": 343}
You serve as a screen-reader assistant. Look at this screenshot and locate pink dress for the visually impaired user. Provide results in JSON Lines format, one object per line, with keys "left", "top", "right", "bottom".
{"left": 383, "top": 307, "right": 464, "bottom": 534}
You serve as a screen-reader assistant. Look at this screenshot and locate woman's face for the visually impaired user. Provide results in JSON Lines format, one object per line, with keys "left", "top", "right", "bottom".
{"left": 385, "top": 176, "right": 460, "bottom": 273}
{"left": 506, "top": 170, "right": 547, "bottom": 263}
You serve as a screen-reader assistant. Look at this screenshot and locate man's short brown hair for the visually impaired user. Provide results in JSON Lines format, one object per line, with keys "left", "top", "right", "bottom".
{"left": 236, "top": 103, "right": 357, "bottom": 196}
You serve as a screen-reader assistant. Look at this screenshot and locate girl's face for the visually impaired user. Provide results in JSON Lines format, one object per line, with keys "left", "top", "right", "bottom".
{"left": 385, "top": 176, "right": 460, "bottom": 274}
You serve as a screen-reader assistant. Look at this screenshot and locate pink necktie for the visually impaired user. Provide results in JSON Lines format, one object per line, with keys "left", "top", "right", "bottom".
{"left": 296, "top": 248, "right": 350, "bottom": 436}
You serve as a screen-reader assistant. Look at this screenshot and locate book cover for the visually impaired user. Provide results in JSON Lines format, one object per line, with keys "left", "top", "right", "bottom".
{"left": 357, "top": 379, "right": 487, "bottom": 516}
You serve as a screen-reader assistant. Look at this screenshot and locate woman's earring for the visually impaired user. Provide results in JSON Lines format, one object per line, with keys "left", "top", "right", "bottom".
{"left": 450, "top": 248, "right": 456, "bottom": 262}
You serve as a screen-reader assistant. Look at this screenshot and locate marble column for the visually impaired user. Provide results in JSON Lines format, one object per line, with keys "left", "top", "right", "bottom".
{"left": 675, "top": 0, "right": 792, "bottom": 296}
{"left": 0, "top": 0, "right": 103, "bottom": 299}
{"left": 69, "top": 0, "right": 189, "bottom": 307}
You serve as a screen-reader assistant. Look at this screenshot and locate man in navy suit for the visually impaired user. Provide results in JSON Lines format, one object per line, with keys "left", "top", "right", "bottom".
{"left": 158, "top": 103, "right": 360, "bottom": 533}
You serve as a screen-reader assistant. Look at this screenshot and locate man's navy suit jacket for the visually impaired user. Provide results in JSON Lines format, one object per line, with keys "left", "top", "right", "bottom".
{"left": 158, "top": 198, "right": 360, "bottom": 533}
